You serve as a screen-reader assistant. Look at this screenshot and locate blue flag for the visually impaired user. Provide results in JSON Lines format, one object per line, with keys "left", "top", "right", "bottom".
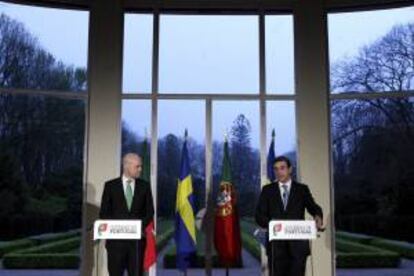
{"left": 267, "top": 129, "right": 276, "bottom": 183}
{"left": 175, "top": 130, "right": 196, "bottom": 271}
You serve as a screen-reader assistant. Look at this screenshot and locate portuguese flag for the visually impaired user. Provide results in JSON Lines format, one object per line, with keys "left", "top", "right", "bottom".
{"left": 214, "top": 138, "right": 242, "bottom": 267}
{"left": 141, "top": 137, "right": 156, "bottom": 272}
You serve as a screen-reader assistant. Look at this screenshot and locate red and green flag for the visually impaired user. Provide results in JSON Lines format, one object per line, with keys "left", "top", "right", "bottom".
{"left": 141, "top": 137, "right": 156, "bottom": 272}
{"left": 214, "top": 138, "right": 242, "bottom": 267}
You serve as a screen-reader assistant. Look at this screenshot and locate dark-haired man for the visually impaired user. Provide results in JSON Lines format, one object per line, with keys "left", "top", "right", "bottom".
{"left": 255, "top": 156, "right": 324, "bottom": 276}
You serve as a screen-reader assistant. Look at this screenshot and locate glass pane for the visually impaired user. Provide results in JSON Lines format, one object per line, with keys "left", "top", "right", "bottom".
{"left": 265, "top": 15, "right": 295, "bottom": 94}
{"left": 266, "top": 101, "right": 297, "bottom": 179}
{"left": 328, "top": 7, "right": 414, "bottom": 93}
{"left": 212, "top": 101, "right": 261, "bottom": 274}
{"left": 0, "top": 93, "right": 85, "bottom": 273}
{"left": 123, "top": 14, "right": 153, "bottom": 93}
{"left": 0, "top": 3, "right": 89, "bottom": 92}
{"left": 159, "top": 15, "right": 259, "bottom": 94}
{"left": 331, "top": 97, "right": 414, "bottom": 272}
{"left": 121, "top": 99, "right": 151, "bottom": 157}
{"left": 157, "top": 100, "right": 205, "bottom": 272}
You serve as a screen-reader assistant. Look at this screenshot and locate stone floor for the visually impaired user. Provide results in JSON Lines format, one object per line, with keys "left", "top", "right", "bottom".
{"left": 1, "top": 249, "right": 414, "bottom": 276}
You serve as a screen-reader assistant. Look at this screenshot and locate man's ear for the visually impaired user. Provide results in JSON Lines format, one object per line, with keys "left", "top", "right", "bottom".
{"left": 288, "top": 166, "right": 293, "bottom": 174}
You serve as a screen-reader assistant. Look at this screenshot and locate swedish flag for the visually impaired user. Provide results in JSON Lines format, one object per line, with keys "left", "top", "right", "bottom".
{"left": 175, "top": 130, "right": 196, "bottom": 271}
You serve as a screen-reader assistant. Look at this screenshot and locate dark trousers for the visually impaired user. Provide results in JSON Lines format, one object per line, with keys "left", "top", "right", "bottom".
{"left": 106, "top": 240, "right": 146, "bottom": 276}
{"left": 268, "top": 241, "right": 307, "bottom": 276}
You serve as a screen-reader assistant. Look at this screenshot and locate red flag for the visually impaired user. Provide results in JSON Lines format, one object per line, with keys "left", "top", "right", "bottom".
{"left": 214, "top": 182, "right": 242, "bottom": 267}
{"left": 214, "top": 140, "right": 242, "bottom": 267}
{"left": 144, "top": 219, "right": 156, "bottom": 271}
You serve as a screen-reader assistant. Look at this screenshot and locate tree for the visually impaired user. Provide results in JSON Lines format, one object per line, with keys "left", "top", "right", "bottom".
{"left": 331, "top": 23, "right": 414, "bottom": 241}
{"left": 0, "top": 145, "right": 29, "bottom": 218}
{"left": 0, "top": 13, "right": 87, "bottom": 236}
{"left": 229, "top": 114, "right": 260, "bottom": 217}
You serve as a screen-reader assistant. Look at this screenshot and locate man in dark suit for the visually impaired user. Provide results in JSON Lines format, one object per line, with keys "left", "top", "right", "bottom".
{"left": 100, "top": 153, "right": 154, "bottom": 276}
{"left": 255, "top": 156, "right": 324, "bottom": 276}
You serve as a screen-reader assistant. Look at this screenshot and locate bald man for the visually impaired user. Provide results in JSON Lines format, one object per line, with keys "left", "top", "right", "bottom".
{"left": 99, "top": 153, "right": 154, "bottom": 276}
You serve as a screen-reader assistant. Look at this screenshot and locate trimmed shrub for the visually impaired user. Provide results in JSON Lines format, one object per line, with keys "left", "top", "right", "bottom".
{"left": 370, "top": 238, "right": 414, "bottom": 259}
{"left": 0, "top": 239, "right": 35, "bottom": 257}
{"left": 336, "top": 239, "right": 400, "bottom": 268}
{"left": 2, "top": 253, "right": 79, "bottom": 269}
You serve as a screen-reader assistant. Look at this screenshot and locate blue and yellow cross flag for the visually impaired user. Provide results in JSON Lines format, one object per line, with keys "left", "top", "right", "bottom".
{"left": 175, "top": 129, "right": 197, "bottom": 271}
{"left": 267, "top": 129, "right": 276, "bottom": 184}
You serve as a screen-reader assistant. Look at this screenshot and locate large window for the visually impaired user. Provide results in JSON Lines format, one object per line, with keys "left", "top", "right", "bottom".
{"left": 329, "top": 6, "right": 414, "bottom": 273}
{"left": 122, "top": 12, "right": 297, "bottom": 273}
{"left": 0, "top": 2, "right": 88, "bottom": 273}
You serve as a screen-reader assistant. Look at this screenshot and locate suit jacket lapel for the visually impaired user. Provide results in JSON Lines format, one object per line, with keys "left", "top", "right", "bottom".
{"left": 130, "top": 178, "right": 140, "bottom": 212}
{"left": 273, "top": 183, "right": 285, "bottom": 212}
{"left": 285, "top": 181, "right": 297, "bottom": 212}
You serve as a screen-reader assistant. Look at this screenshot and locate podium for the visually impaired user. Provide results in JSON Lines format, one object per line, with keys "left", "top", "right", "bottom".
{"left": 93, "top": 220, "right": 142, "bottom": 276}
{"left": 268, "top": 220, "right": 317, "bottom": 276}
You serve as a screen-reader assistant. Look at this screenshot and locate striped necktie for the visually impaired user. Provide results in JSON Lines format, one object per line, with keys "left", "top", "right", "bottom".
{"left": 282, "top": 184, "right": 289, "bottom": 210}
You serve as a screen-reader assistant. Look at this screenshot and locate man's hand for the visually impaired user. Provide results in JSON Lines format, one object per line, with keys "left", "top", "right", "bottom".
{"left": 315, "top": 215, "right": 325, "bottom": 231}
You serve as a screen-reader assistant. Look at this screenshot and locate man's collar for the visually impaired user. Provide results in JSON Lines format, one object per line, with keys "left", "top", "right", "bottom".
{"left": 122, "top": 175, "right": 134, "bottom": 183}
{"left": 278, "top": 178, "right": 292, "bottom": 187}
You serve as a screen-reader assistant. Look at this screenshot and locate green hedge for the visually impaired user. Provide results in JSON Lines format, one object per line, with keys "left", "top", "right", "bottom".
{"left": 370, "top": 238, "right": 414, "bottom": 259}
{"left": 28, "top": 229, "right": 81, "bottom": 245}
{"left": 2, "top": 253, "right": 79, "bottom": 269}
{"left": 2, "top": 237, "right": 81, "bottom": 269}
{"left": 14, "top": 236, "right": 81, "bottom": 254}
{"left": 0, "top": 229, "right": 81, "bottom": 258}
{"left": 0, "top": 239, "right": 36, "bottom": 258}
{"left": 156, "top": 227, "right": 174, "bottom": 252}
{"left": 241, "top": 231, "right": 261, "bottom": 261}
{"left": 240, "top": 218, "right": 263, "bottom": 261}
{"left": 336, "top": 231, "right": 374, "bottom": 244}
{"left": 337, "top": 252, "right": 400, "bottom": 268}
{"left": 336, "top": 239, "right": 400, "bottom": 268}
{"left": 337, "top": 231, "right": 414, "bottom": 260}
